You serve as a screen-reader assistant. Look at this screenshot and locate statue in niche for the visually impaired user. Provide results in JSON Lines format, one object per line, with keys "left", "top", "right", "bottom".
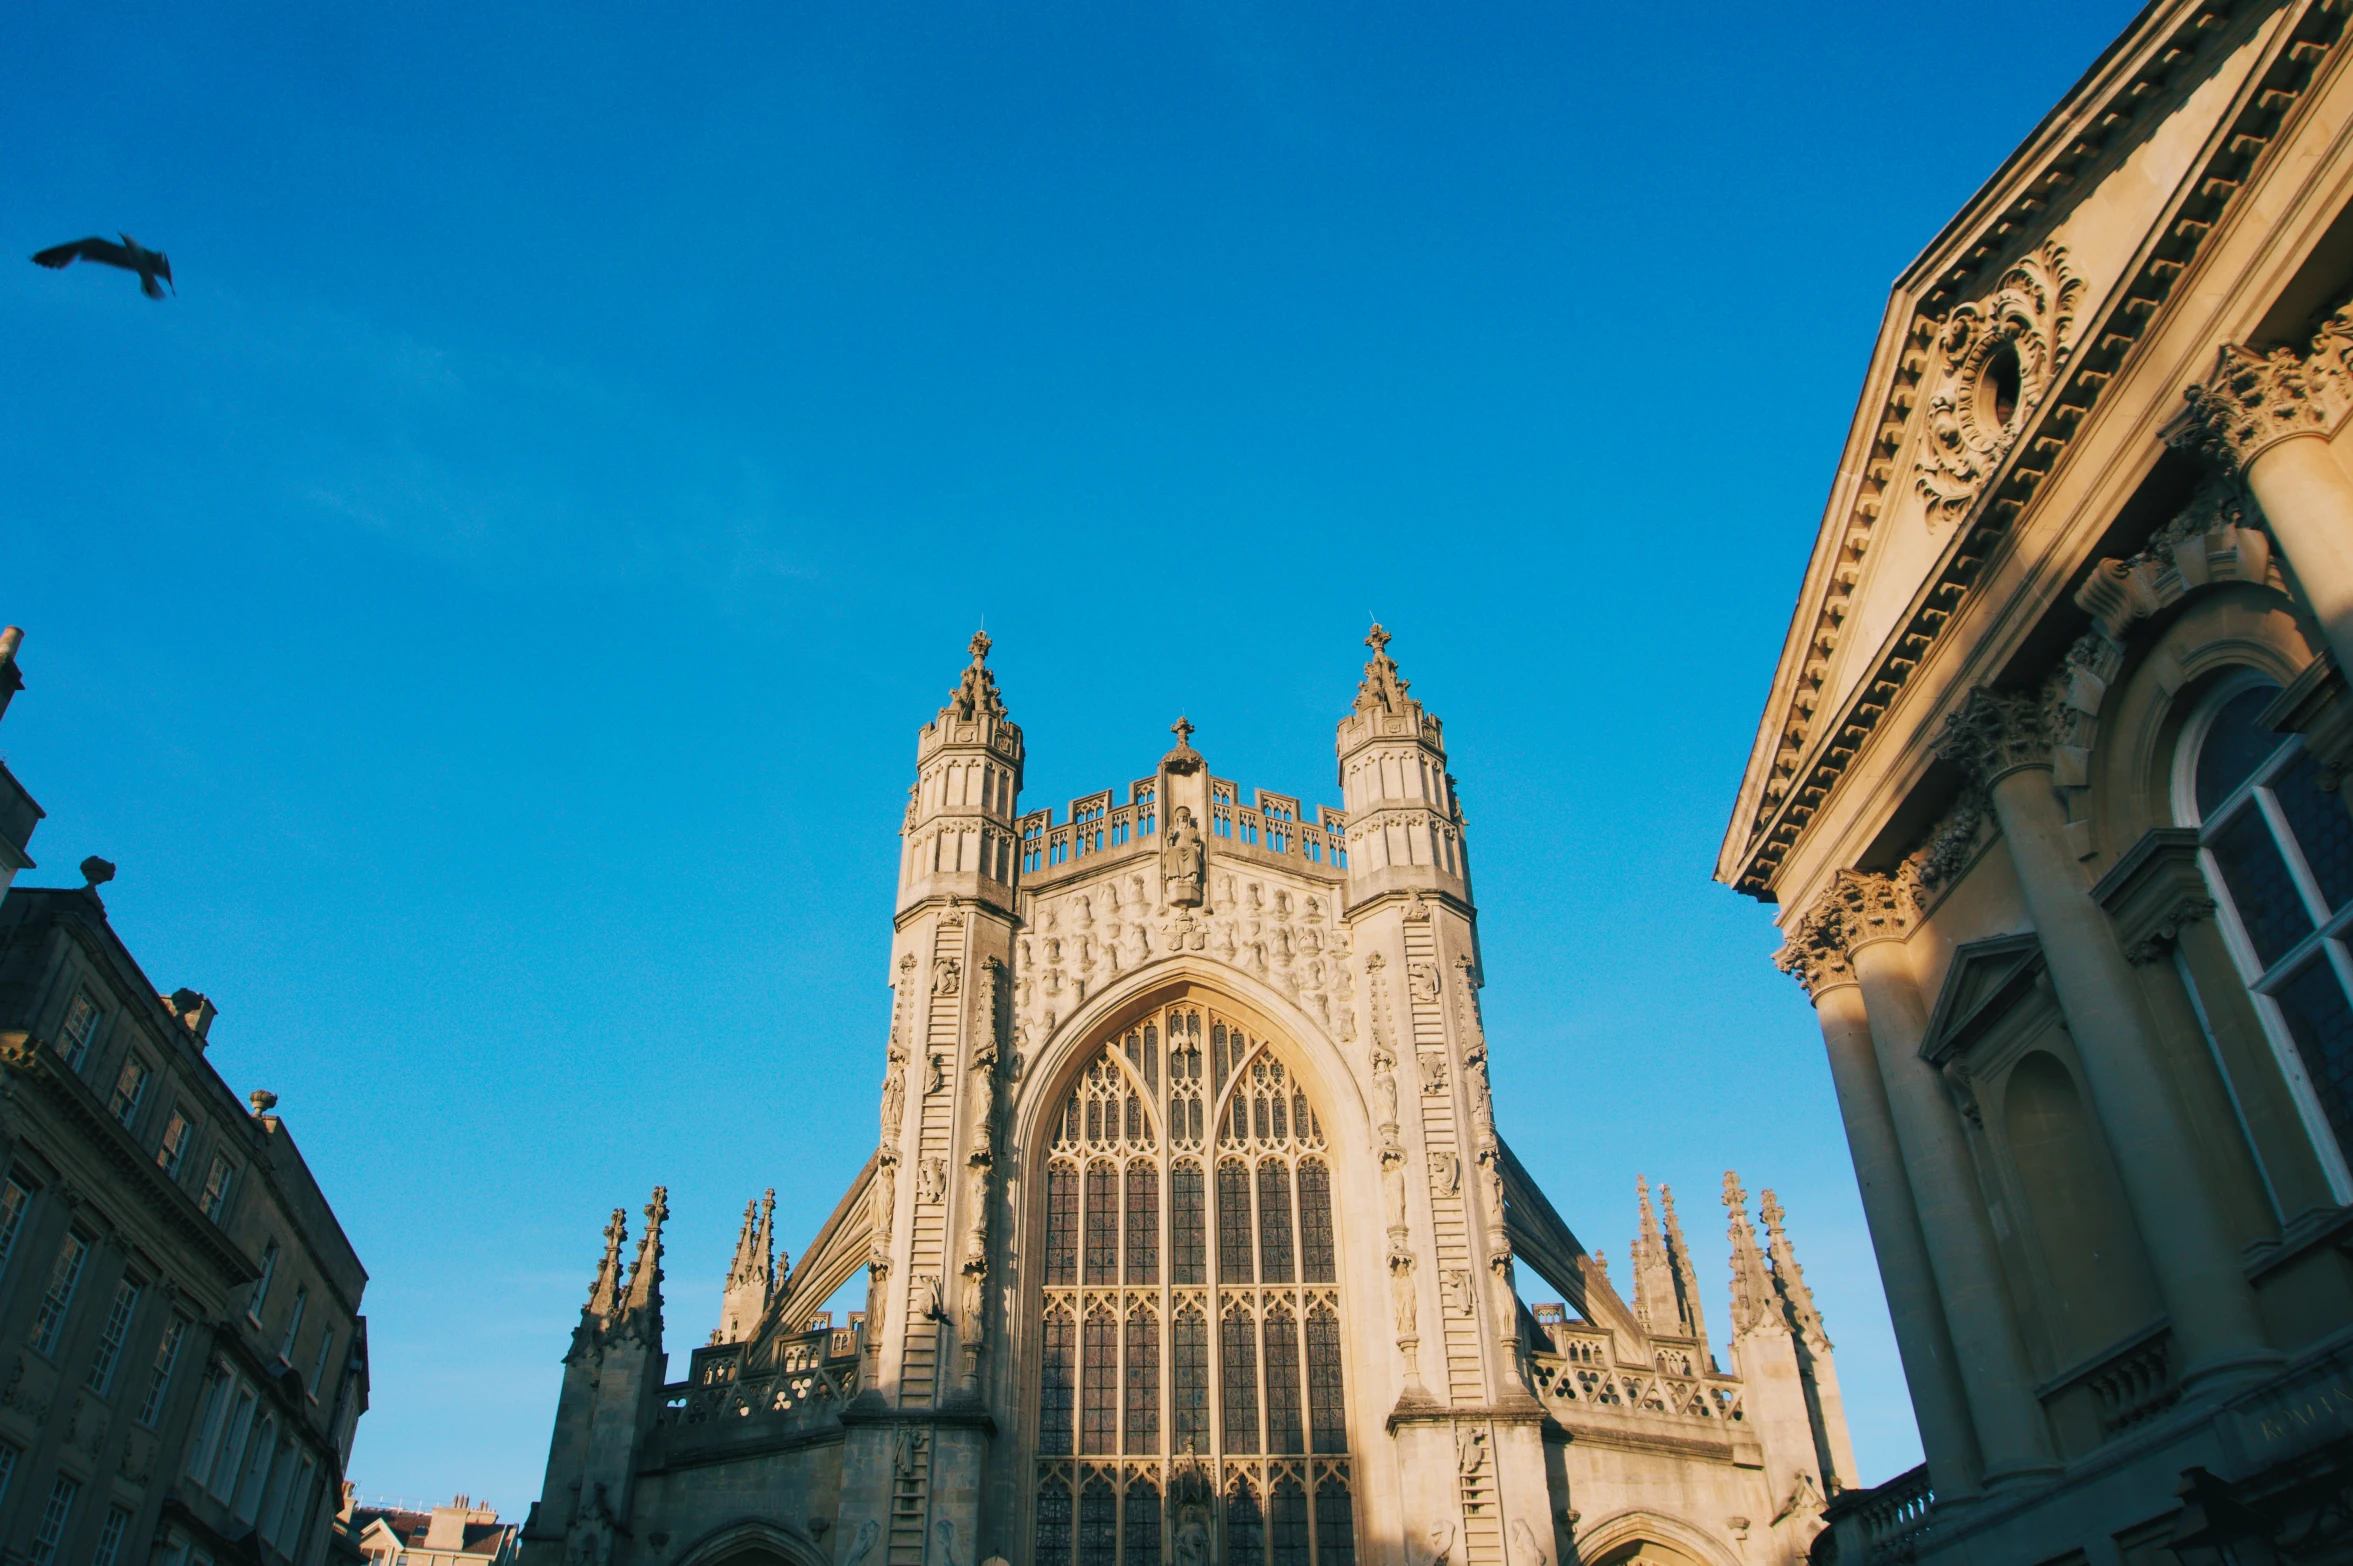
{"left": 926, "top": 1053, "right": 947, "bottom": 1096}
{"left": 879, "top": 1068, "right": 904, "bottom": 1147}
{"left": 1407, "top": 959, "right": 1440, "bottom": 1004}
{"left": 933, "top": 956, "right": 962, "bottom": 996}
{"left": 1442, "top": 1268, "right": 1474, "bottom": 1317}
{"left": 912, "top": 1273, "right": 944, "bottom": 1321}
{"left": 1163, "top": 808, "right": 1207, "bottom": 908}
{"left": 1174, "top": 1509, "right": 1211, "bottom": 1566}
{"left": 1388, "top": 1253, "right": 1418, "bottom": 1336}
{"left": 868, "top": 1164, "right": 896, "bottom": 1262}
{"left": 1419, "top": 1052, "right": 1449, "bottom": 1095}
{"left": 916, "top": 1157, "right": 947, "bottom": 1206}
{"left": 1428, "top": 1151, "right": 1459, "bottom": 1196}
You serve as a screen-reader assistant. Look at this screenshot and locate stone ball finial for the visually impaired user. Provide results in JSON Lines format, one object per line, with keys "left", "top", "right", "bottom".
{"left": 80, "top": 855, "right": 116, "bottom": 888}
{"left": 249, "top": 1090, "right": 279, "bottom": 1116}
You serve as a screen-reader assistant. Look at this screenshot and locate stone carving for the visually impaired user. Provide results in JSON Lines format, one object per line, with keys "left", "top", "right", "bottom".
{"left": 1163, "top": 806, "right": 1206, "bottom": 909}
{"left": 934, "top": 1519, "right": 967, "bottom": 1566}
{"left": 1935, "top": 685, "right": 2059, "bottom": 788}
{"left": 1426, "top": 1521, "right": 1456, "bottom": 1566}
{"left": 933, "top": 956, "right": 962, "bottom": 996}
{"left": 868, "top": 1163, "right": 896, "bottom": 1264}
{"left": 1389, "top": 1251, "right": 1419, "bottom": 1338}
{"left": 1174, "top": 1508, "right": 1211, "bottom": 1566}
{"left": 1368, "top": 953, "right": 1396, "bottom": 1054}
{"left": 2177, "top": 332, "right": 2348, "bottom": 471}
{"left": 1407, "top": 959, "right": 1440, "bottom": 1004}
{"left": 1915, "top": 242, "right": 2083, "bottom": 523}
{"left": 1455, "top": 1424, "right": 1487, "bottom": 1476}
{"left": 1419, "top": 1051, "right": 1448, "bottom": 1095}
{"left": 840, "top": 1519, "right": 880, "bottom": 1566}
{"left": 1942, "top": 1059, "right": 1983, "bottom": 1127}
{"left": 915, "top": 1157, "right": 947, "bottom": 1206}
{"left": 1442, "top": 1268, "right": 1474, "bottom": 1317}
{"left": 912, "top": 1272, "right": 944, "bottom": 1320}
{"left": 925, "top": 1053, "right": 947, "bottom": 1097}
{"left": 1428, "top": 1151, "right": 1459, "bottom": 1197}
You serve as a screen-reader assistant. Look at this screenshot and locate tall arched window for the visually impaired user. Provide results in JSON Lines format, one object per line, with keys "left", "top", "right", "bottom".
{"left": 2178, "top": 676, "right": 2353, "bottom": 1193}
{"left": 1035, "top": 1002, "right": 1354, "bottom": 1566}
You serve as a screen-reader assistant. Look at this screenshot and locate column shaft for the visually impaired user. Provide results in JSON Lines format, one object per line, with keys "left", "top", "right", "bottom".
{"left": 1813, "top": 981, "right": 1984, "bottom": 1503}
{"left": 1986, "top": 767, "right": 2277, "bottom": 1390}
{"left": 1850, "top": 939, "right": 2058, "bottom": 1487}
{"left": 2246, "top": 435, "right": 2353, "bottom": 675}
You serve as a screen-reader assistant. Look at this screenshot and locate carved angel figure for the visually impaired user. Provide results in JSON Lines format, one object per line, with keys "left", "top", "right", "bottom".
{"left": 1419, "top": 1052, "right": 1448, "bottom": 1095}
{"left": 1442, "top": 1268, "right": 1474, "bottom": 1317}
{"left": 933, "top": 956, "right": 961, "bottom": 995}
{"left": 916, "top": 1157, "right": 948, "bottom": 1206}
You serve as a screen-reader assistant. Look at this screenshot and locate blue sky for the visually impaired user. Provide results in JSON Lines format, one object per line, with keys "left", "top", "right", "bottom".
{"left": 5, "top": 0, "right": 2138, "bottom": 1514}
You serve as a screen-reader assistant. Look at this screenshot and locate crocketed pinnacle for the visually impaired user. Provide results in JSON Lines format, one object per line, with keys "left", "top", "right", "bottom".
{"left": 585, "top": 1207, "right": 627, "bottom": 1325}
{"left": 1631, "top": 1176, "right": 1674, "bottom": 1338}
{"left": 1723, "top": 1172, "right": 1778, "bottom": 1339}
{"left": 1760, "top": 1189, "right": 1829, "bottom": 1349}
{"left": 621, "top": 1185, "right": 668, "bottom": 1329}
{"left": 1353, "top": 622, "right": 1412, "bottom": 716}
{"left": 1660, "top": 1183, "right": 1713, "bottom": 1361}
{"left": 949, "top": 629, "right": 1008, "bottom": 721}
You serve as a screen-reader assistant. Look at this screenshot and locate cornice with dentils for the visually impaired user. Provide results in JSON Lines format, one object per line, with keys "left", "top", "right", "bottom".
{"left": 1718, "top": 0, "right": 2346, "bottom": 901}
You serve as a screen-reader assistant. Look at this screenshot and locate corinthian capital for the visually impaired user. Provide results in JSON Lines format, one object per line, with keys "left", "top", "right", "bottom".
{"left": 1937, "top": 686, "right": 2056, "bottom": 787}
{"left": 1772, "top": 904, "right": 1855, "bottom": 998}
{"left": 2174, "top": 340, "right": 2344, "bottom": 471}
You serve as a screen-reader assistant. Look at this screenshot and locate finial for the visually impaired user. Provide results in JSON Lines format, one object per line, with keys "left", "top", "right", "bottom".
{"left": 948, "top": 631, "right": 1008, "bottom": 720}
{"left": 249, "top": 1090, "right": 278, "bottom": 1116}
{"left": 1760, "top": 1189, "right": 1786, "bottom": 1234}
{"left": 1171, "top": 714, "right": 1194, "bottom": 746}
{"left": 80, "top": 855, "right": 116, "bottom": 889}
{"left": 646, "top": 1186, "right": 670, "bottom": 1230}
{"left": 968, "top": 628, "right": 992, "bottom": 664}
{"left": 1352, "top": 622, "right": 1411, "bottom": 716}
{"left": 1366, "top": 622, "right": 1391, "bottom": 655}
{"left": 1722, "top": 1170, "right": 1747, "bottom": 1209}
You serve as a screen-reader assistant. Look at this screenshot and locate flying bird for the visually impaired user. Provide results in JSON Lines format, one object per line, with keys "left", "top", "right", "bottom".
{"left": 30, "top": 234, "right": 173, "bottom": 299}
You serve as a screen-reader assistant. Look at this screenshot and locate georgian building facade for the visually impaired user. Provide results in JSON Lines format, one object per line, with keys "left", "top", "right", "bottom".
{"left": 520, "top": 632, "right": 1856, "bottom": 1566}
{"left": 1721, "top": 2, "right": 2353, "bottom": 1560}
{"left": 0, "top": 629, "right": 371, "bottom": 1566}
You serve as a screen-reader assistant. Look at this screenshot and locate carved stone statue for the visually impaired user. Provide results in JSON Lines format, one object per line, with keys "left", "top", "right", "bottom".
{"left": 1442, "top": 1268, "right": 1474, "bottom": 1317}
{"left": 1419, "top": 1052, "right": 1449, "bottom": 1095}
{"left": 1389, "top": 1253, "right": 1419, "bottom": 1337}
{"left": 916, "top": 1157, "right": 947, "bottom": 1206}
{"left": 933, "top": 956, "right": 962, "bottom": 995}
{"left": 1428, "top": 1151, "right": 1459, "bottom": 1196}
{"left": 1174, "top": 1510, "right": 1211, "bottom": 1566}
{"left": 1163, "top": 807, "right": 1207, "bottom": 908}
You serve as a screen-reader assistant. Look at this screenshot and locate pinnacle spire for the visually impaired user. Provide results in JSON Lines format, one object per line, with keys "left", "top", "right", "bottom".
{"left": 621, "top": 1186, "right": 667, "bottom": 1327}
{"left": 716, "top": 1188, "right": 777, "bottom": 1345}
{"left": 1723, "top": 1172, "right": 1778, "bottom": 1338}
{"left": 585, "top": 1207, "right": 627, "bottom": 1325}
{"left": 948, "top": 628, "right": 1007, "bottom": 721}
{"left": 1353, "top": 622, "right": 1413, "bottom": 716}
{"left": 1660, "top": 1183, "right": 1713, "bottom": 1362}
{"left": 1631, "top": 1176, "right": 1675, "bottom": 1338}
{"left": 1760, "top": 1188, "right": 1828, "bottom": 1348}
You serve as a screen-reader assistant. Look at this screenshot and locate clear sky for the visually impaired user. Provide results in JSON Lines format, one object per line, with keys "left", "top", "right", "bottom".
{"left": 5, "top": 0, "right": 2140, "bottom": 1516}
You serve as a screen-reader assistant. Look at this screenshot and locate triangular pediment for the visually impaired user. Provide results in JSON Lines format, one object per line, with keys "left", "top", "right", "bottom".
{"left": 1919, "top": 932, "right": 2045, "bottom": 1064}
{"left": 1719, "top": 0, "right": 2308, "bottom": 902}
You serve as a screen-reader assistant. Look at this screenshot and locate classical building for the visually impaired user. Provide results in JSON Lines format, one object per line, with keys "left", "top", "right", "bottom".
{"left": 0, "top": 628, "right": 372, "bottom": 1566}
{"left": 1720, "top": 1, "right": 2353, "bottom": 1561}
{"left": 520, "top": 630, "right": 1856, "bottom": 1566}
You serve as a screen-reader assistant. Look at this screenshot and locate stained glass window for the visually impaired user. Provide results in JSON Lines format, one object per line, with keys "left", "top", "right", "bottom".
{"left": 1082, "top": 1310, "right": 1119, "bottom": 1454}
{"left": 1298, "top": 1163, "right": 1334, "bottom": 1284}
{"left": 1270, "top": 1477, "right": 1310, "bottom": 1566}
{"left": 1086, "top": 1164, "right": 1119, "bottom": 1285}
{"left": 1127, "top": 1165, "right": 1159, "bottom": 1284}
{"left": 1080, "top": 1476, "right": 1119, "bottom": 1566}
{"left": 1306, "top": 1306, "right": 1345, "bottom": 1454}
{"left": 1222, "top": 1309, "right": 1261, "bottom": 1454}
{"left": 1040, "top": 1308, "right": 1076, "bottom": 1456}
{"left": 1227, "top": 1480, "right": 1265, "bottom": 1566}
{"left": 1218, "top": 1162, "right": 1254, "bottom": 1283}
{"left": 1264, "top": 1308, "right": 1304, "bottom": 1454}
{"left": 1037, "top": 1477, "right": 1073, "bottom": 1565}
{"left": 1125, "top": 1309, "right": 1159, "bottom": 1454}
{"left": 1124, "top": 1478, "right": 1162, "bottom": 1566}
{"left": 1258, "top": 1164, "right": 1294, "bottom": 1284}
{"left": 1038, "top": 1004, "right": 1352, "bottom": 1564}
{"left": 1046, "top": 1166, "right": 1078, "bottom": 1287}
{"left": 1171, "top": 1164, "right": 1205, "bottom": 1286}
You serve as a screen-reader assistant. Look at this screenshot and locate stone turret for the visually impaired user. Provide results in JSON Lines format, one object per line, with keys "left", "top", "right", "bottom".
{"left": 715, "top": 1190, "right": 775, "bottom": 1345}
{"left": 1336, "top": 624, "right": 1471, "bottom": 913}
{"left": 899, "top": 631, "right": 1024, "bottom": 917}
{"left": 520, "top": 1189, "right": 671, "bottom": 1566}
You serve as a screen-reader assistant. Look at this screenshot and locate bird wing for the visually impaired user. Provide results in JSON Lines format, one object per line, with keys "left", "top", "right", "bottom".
{"left": 30, "top": 237, "right": 133, "bottom": 270}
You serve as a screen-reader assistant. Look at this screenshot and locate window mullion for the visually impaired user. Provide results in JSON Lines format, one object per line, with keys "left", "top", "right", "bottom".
{"left": 2254, "top": 786, "right": 2336, "bottom": 926}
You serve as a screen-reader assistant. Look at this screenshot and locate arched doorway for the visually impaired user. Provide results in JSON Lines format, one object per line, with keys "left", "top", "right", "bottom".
{"left": 1031, "top": 995, "right": 1357, "bottom": 1566}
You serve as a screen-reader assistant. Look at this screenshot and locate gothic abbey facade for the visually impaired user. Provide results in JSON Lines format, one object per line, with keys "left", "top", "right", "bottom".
{"left": 518, "top": 632, "right": 1855, "bottom": 1566}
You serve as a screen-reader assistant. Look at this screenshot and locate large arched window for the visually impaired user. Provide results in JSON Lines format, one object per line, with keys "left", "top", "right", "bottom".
{"left": 2177, "top": 676, "right": 2353, "bottom": 1193}
{"left": 1035, "top": 1002, "right": 1355, "bottom": 1566}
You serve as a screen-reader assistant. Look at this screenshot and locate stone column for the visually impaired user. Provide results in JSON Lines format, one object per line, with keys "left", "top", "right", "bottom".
{"left": 1942, "top": 689, "right": 2279, "bottom": 1393}
{"left": 1775, "top": 914, "right": 1985, "bottom": 1505}
{"left": 2179, "top": 340, "right": 2353, "bottom": 675}
{"left": 1834, "top": 874, "right": 2057, "bottom": 1489}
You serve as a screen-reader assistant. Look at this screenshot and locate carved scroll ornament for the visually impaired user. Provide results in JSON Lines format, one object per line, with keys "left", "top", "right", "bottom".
{"left": 1915, "top": 243, "right": 2084, "bottom": 524}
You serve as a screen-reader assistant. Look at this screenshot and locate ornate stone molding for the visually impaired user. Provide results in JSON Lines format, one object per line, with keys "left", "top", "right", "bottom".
{"left": 1774, "top": 868, "right": 1917, "bottom": 997}
{"left": 1936, "top": 686, "right": 2060, "bottom": 788}
{"left": 1916, "top": 243, "right": 2085, "bottom": 524}
{"left": 2074, "top": 479, "right": 2274, "bottom": 641}
{"left": 2176, "top": 331, "right": 2347, "bottom": 472}
{"left": 2092, "top": 827, "right": 2218, "bottom": 965}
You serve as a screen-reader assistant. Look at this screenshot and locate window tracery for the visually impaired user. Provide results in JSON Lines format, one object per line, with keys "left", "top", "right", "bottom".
{"left": 1035, "top": 1002, "right": 1354, "bottom": 1566}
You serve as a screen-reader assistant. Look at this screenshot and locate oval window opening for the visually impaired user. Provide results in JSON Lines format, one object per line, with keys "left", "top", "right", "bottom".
{"left": 1984, "top": 340, "right": 2022, "bottom": 428}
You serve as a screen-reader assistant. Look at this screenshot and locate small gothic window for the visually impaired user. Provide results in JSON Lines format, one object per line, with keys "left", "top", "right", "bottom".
{"left": 1263, "top": 1306, "right": 1304, "bottom": 1454}
{"left": 1222, "top": 1308, "right": 1261, "bottom": 1454}
{"left": 1270, "top": 1476, "right": 1311, "bottom": 1566}
{"left": 1040, "top": 1309, "right": 1076, "bottom": 1455}
{"left": 1297, "top": 1163, "right": 1335, "bottom": 1283}
{"left": 1257, "top": 1164, "right": 1294, "bottom": 1284}
{"left": 1037, "top": 1478, "right": 1073, "bottom": 1565}
{"left": 1085, "top": 1164, "right": 1119, "bottom": 1285}
{"left": 1045, "top": 1166, "right": 1078, "bottom": 1287}
{"left": 1082, "top": 1309, "right": 1119, "bottom": 1455}
{"left": 1227, "top": 1478, "right": 1266, "bottom": 1566}
{"left": 1218, "top": 1162, "right": 1255, "bottom": 1283}
{"left": 1124, "top": 1479, "right": 1162, "bottom": 1566}
{"left": 1126, "top": 1164, "right": 1159, "bottom": 1284}
{"left": 1171, "top": 1163, "right": 1205, "bottom": 1285}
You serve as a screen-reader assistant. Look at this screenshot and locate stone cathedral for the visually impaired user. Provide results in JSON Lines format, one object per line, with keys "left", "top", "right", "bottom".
{"left": 517, "top": 630, "right": 1856, "bottom": 1566}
